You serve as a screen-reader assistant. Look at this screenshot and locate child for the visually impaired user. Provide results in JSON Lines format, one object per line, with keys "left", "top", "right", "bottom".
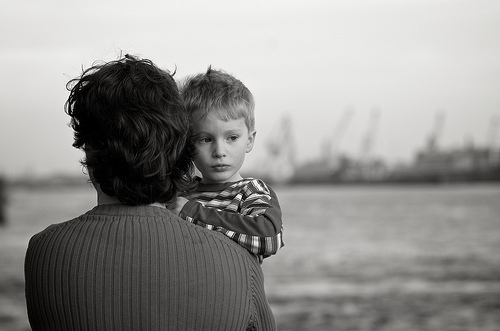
{"left": 168, "top": 66, "right": 284, "bottom": 262}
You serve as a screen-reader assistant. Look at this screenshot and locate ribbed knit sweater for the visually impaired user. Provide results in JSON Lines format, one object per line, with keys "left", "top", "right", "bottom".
{"left": 25, "top": 204, "right": 276, "bottom": 331}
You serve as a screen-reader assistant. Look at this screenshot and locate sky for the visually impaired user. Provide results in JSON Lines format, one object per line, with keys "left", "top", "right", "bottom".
{"left": 1, "top": 0, "right": 499, "bottom": 178}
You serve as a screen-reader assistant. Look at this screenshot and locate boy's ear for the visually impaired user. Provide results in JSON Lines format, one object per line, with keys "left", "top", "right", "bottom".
{"left": 246, "top": 130, "right": 256, "bottom": 153}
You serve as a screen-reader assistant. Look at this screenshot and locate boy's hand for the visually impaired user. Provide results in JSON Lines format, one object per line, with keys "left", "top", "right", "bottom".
{"left": 167, "top": 197, "right": 189, "bottom": 216}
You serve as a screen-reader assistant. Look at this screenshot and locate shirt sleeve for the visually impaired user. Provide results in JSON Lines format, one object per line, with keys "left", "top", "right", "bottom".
{"left": 180, "top": 180, "right": 284, "bottom": 257}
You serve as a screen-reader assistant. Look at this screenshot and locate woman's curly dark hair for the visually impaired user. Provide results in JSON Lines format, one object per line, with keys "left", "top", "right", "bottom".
{"left": 65, "top": 55, "right": 195, "bottom": 205}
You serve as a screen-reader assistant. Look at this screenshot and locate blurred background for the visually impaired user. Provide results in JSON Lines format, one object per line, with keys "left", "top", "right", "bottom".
{"left": 1, "top": 0, "right": 499, "bottom": 330}
{"left": 1, "top": 0, "right": 500, "bottom": 180}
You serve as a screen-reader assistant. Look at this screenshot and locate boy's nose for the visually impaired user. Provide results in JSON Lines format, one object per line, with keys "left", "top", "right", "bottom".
{"left": 213, "top": 142, "right": 226, "bottom": 158}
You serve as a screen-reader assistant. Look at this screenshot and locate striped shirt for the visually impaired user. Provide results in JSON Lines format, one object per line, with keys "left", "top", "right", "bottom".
{"left": 180, "top": 178, "right": 284, "bottom": 261}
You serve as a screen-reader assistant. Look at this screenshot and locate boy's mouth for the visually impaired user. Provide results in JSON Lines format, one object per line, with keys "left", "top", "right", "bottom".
{"left": 212, "top": 164, "right": 230, "bottom": 171}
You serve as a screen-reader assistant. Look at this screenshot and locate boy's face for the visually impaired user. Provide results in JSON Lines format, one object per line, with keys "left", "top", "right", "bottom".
{"left": 192, "top": 112, "right": 256, "bottom": 184}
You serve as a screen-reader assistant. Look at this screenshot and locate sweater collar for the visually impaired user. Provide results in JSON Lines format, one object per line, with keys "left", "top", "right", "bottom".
{"left": 88, "top": 203, "right": 170, "bottom": 217}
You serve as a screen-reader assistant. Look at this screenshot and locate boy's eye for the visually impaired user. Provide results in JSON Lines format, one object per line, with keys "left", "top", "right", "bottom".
{"left": 198, "top": 137, "right": 211, "bottom": 143}
{"left": 228, "top": 135, "right": 239, "bottom": 141}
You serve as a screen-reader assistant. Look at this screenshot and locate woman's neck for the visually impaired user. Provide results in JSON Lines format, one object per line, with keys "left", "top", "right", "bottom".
{"left": 93, "top": 181, "right": 120, "bottom": 205}
{"left": 97, "top": 191, "right": 121, "bottom": 205}
{"left": 93, "top": 181, "right": 165, "bottom": 208}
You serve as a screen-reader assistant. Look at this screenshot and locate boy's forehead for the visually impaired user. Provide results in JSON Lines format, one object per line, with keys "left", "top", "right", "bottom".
{"left": 192, "top": 113, "right": 248, "bottom": 131}
{"left": 191, "top": 108, "right": 254, "bottom": 132}
{"left": 191, "top": 110, "right": 242, "bottom": 124}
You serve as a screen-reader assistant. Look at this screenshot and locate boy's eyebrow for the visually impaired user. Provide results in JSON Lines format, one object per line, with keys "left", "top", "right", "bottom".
{"left": 195, "top": 128, "right": 244, "bottom": 135}
{"left": 225, "top": 128, "right": 244, "bottom": 134}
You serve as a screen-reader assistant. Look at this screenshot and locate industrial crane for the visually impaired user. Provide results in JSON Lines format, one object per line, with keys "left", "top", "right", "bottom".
{"left": 359, "top": 107, "right": 381, "bottom": 162}
{"left": 426, "top": 111, "right": 446, "bottom": 153}
{"left": 264, "top": 114, "right": 296, "bottom": 183}
{"left": 323, "top": 106, "right": 355, "bottom": 170}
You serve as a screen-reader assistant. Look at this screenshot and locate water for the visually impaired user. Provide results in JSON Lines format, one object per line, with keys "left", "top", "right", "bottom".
{"left": 264, "top": 184, "right": 500, "bottom": 330}
{"left": 1, "top": 184, "right": 500, "bottom": 331}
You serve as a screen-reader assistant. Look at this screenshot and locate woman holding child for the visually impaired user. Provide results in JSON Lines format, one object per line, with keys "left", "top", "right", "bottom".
{"left": 24, "top": 55, "right": 276, "bottom": 331}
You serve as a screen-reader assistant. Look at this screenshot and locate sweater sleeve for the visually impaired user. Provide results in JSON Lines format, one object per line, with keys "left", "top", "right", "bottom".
{"left": 180, "top": 180, "right": 284, "bottom": 256}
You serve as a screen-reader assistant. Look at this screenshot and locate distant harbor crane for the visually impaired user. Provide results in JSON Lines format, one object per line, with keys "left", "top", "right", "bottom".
{"left": 322, "top": 106, "right": 355, "bottom": 170}
{"left": 486, "top": 115, "right": 499, "bottom": 149}
{"left": 426, "top": 110, "right": 446, "bottom": 153}
{"left": 359, "top": 107, "right": 380, "bottom": 162}
{"left": 264, "top": 115, "right": 296, "bottom": 183}
{"left": 486, "top": 115, "right": 500, "bottom": 165}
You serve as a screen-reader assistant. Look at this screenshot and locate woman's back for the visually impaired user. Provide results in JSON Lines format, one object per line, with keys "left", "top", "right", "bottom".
{"left": 25, "top": 204, "right": 276, "bottom": 331}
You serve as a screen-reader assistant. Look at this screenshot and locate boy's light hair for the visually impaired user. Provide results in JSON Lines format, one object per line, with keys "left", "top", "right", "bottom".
{"left": 180, "top": 66, "right": 255, "bottom": 131}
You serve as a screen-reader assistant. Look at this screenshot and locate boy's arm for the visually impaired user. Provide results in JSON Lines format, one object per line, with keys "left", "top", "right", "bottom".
{"left": 180, "top": 182, "right": 284, "bottom": 256}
